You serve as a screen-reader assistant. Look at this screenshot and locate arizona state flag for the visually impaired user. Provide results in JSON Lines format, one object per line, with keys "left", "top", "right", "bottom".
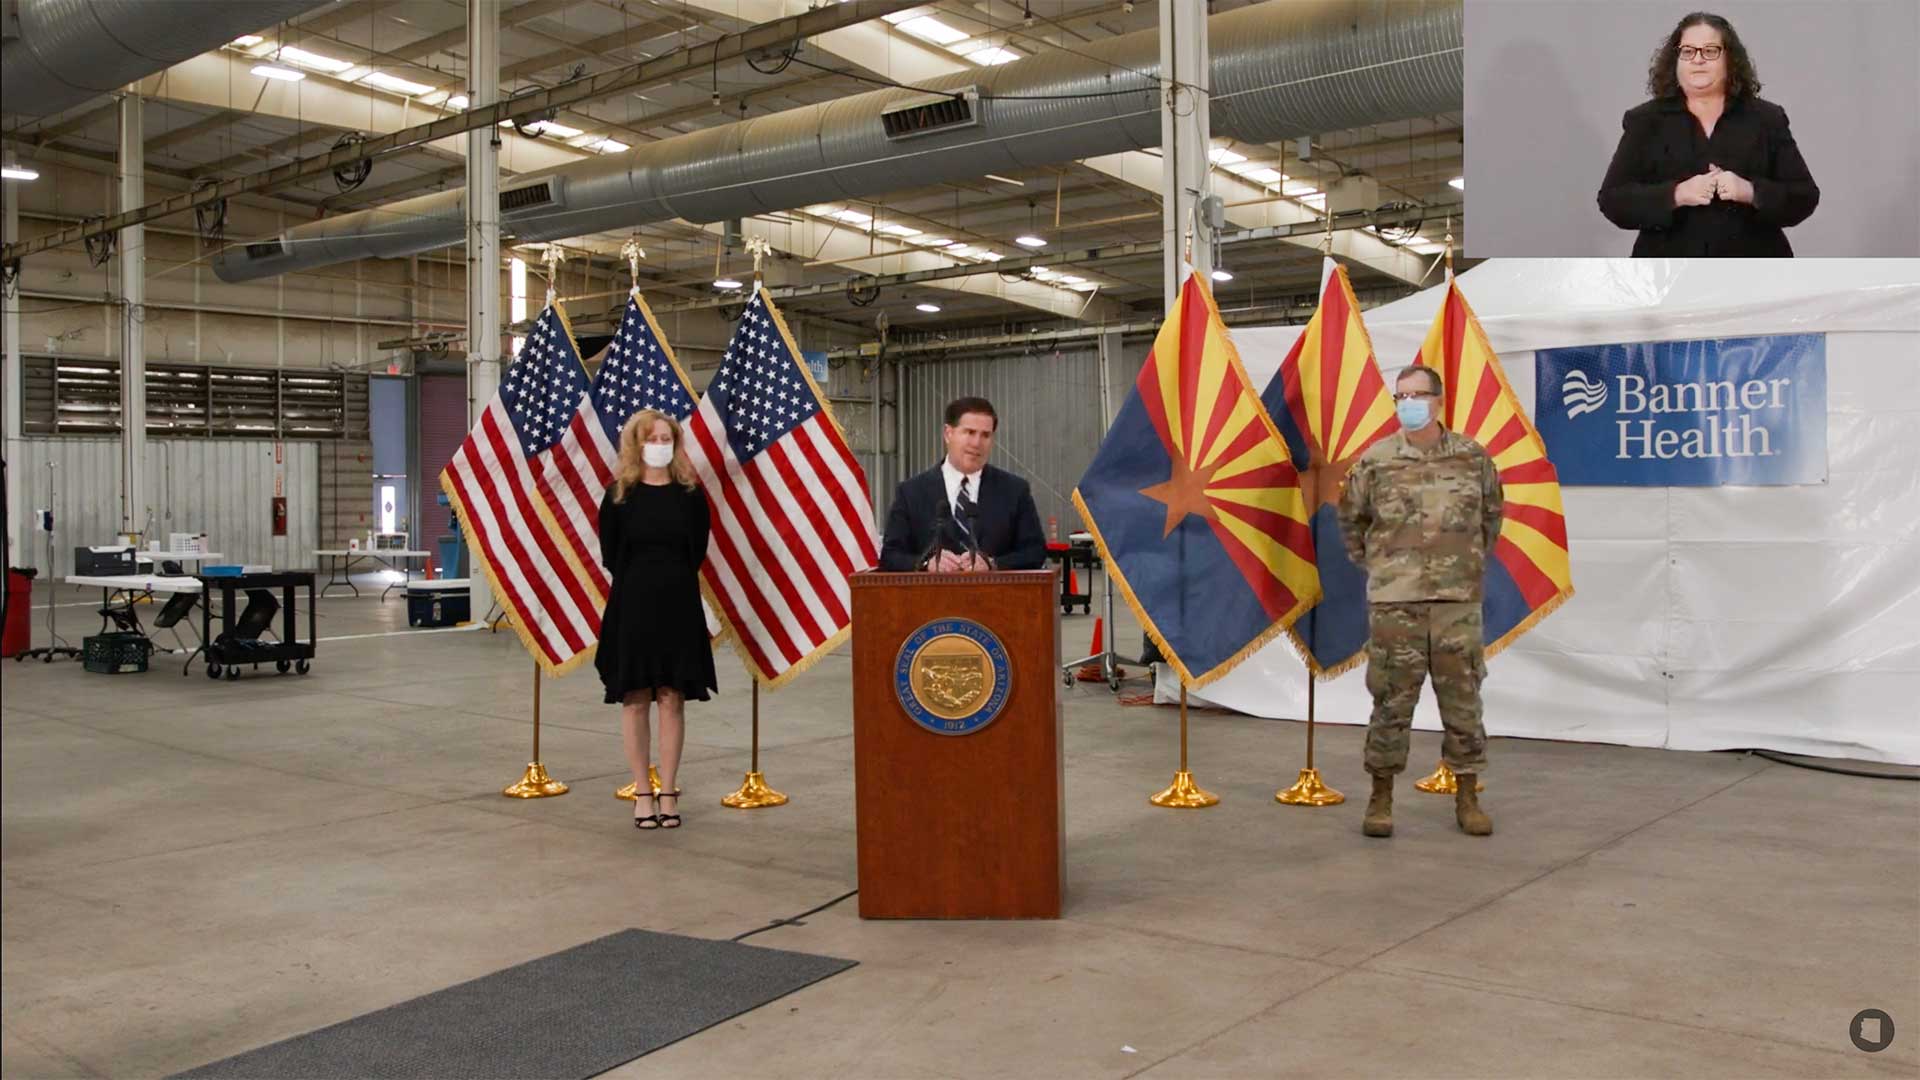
{"left": 1261, "top": 260, "right": 1401, "bottom": 677}
{"left": 1412, "top": 276, "right": 1574, "bottom": 655}
{"left": 1073, "top": 272, "right": 1319, "bottom": 688}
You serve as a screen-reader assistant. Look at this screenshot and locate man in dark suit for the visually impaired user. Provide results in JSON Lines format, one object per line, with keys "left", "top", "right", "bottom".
{"left": 879, "top": 396, "right": 1048, "bottom": 572}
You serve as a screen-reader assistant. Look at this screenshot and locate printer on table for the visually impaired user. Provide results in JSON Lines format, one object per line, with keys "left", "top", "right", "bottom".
{"left": 74, "top": 546, "right": 137, "bottom": 575}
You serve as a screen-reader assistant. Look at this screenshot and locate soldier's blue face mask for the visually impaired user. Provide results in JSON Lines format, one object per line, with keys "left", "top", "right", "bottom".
{"left": 1394, "top": 395, "right": 1435, "bottom": 431}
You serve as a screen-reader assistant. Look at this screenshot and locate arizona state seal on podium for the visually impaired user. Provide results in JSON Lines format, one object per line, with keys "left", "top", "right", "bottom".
{"left": 894, "top": 618, "right": 1012, "bottom": 736}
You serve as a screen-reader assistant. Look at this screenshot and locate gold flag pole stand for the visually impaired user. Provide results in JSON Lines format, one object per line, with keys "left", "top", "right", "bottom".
{"left": 1150, "top": 686, "right": 1219, "bottom": 807}
{"left": 723, "top": 681, "right": 787, "bottom": 808}
{"left": 1277, "top": 668, "right": 1344, "bottom": 806}
{"left": 504, "top": 659, "right": 569, "bottom": 798}
{"left": 1414, "top": 762, "right": 1482, "bottom": 795}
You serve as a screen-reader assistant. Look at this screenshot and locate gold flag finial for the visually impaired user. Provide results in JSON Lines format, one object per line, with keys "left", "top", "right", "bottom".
{"left": 541, "top": 245, "right": 563, "bottom": 306}
{"left": 620, "top": 236, "right": 645, "bottom": 293}
{"left": 745, "top": 235, "right": 773, "bottom": 283}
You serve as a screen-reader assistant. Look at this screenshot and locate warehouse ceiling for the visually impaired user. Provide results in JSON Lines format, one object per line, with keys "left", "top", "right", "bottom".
{"left": 1, "top": 0, "right": 1467, "bottom": 336}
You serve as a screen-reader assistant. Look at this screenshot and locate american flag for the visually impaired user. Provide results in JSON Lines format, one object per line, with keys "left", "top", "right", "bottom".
{"left": 589, "top": 291, "right": 696, "bottom": 442}
{"left": 441, "top": 303, "right": 614, "bottom": 673}
{"left": 587, "top": 291, "right": 721, "bottom": 639}
{"left": 684, "top": 286, "right": 878, "bottom": 685}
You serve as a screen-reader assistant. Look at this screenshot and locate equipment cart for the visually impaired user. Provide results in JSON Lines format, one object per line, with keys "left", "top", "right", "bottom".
{"left": 198, "top": 571, "right": 317, "bottom": 681}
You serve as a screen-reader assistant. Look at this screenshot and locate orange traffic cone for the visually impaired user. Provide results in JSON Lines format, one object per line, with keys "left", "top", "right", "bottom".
{"left": 1078, "top": 616, "right": 1109, "bottom": 681}
{"left": 1069, "top": 566, "right": 1080, "bottom": 596}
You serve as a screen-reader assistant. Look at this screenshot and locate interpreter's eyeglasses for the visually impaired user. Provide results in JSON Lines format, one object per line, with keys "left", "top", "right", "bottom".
{"left": 1679, "top": 45, "right": 1724, "bottom": 62}
{"left": 1391, "top": 391, "right": 1437, "bottom": 402}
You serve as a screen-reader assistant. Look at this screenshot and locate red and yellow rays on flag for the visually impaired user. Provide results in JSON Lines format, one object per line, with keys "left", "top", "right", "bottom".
{"left": 1414, "top": 277, "right": 1575, "bottom": 656}
{"left": 1278, "top": 262, "right": 1401, "bottom": 512}
{"left": 1074, "top": 272, "right": 1319, "bottom": 688}
{"left": 1270, "top": 259, "right": 1401, "bottom": 677}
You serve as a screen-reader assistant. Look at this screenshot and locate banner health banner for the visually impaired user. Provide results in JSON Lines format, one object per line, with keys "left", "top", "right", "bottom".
{"left": 1535, "top": 335, "right": 1826, "bottom": 486}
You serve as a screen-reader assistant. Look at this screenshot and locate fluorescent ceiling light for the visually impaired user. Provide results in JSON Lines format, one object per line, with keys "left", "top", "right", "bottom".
{"left": 1, "top": 166, "right": 40, "bottom": 181}
{"left": 911, "top": 236, "right": 952, "bottom": 246}
{"left": 279, "top": 45, "right": 354, "bottom": 73}
{"left": 581, "top": 138, "right": 629, "bottom": 153}
{"left": 1014, "top": 235, "right": 1047, "bottom": 248}
{"left": 879, "top": 223, "right": 922, "bottom": 237}
{"left": 714, "top": 278, "right": 743, "bottom": 290}
{"left": 1210, "top": 269, "right": 1234, "bottom": 282}
{"left": 984, "top": 173, "right": 1024, "bottom": 186}
{"left": 1449, "top": 176, "right": 1465, "bottom": 190}
{"left": 916, "top": 303, "right": 941, "bottom": 313}
{"left": 965, "top": 47, "right": 1021, "bottom": 65}
{"left": 361, "top": 71, "right": 434, "bottom": 96}
{"left": 1282, "top": 180, "right": 1319, "bottom": 196}
{"left": 230, "top": 35, "right": 263, "bottom": 48}
{"left": 1066, "top": 281, "right": 1099, "bottom": 291}
{"left": 521, "top": 120, "right": 583, "bottom": 138}
{"left": 828, "top": 208, "right": 873, "bottom": 225}
{"left": 898, "top": 16, "right": 968, "bottom": 45}
{"left": 1030, "top": 267, "right": 1056, "bottom": 278}
{"left": 972, "top": 250, "right": 1003, "bottom": 261}
{"left": 1057, "top": 275, "right": 1087, "bottom": 284}
{"left": 1244, "top": 167, "right": 1285, "bottom": 184}
{"left": 1208, "top": 147, "right": 1247, "bottom": 166}
{"left": 251, "top": 64, "right": 305, "bottom": 82}
{"left": 944, "top": 244, "right": 973, "bottom": 256}
{"left": 446, "top": 94, "right": 470, "bottom": 110}
{"left": 881, "top": 11, "right": 916, "bottom": 23}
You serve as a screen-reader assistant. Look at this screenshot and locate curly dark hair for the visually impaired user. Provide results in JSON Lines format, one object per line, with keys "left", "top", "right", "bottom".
{"left": 1648, "top": 12, "right": 1762, "bottom": 99}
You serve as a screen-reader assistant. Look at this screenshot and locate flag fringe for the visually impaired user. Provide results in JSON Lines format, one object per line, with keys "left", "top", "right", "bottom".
{"left": 439, "top": 470, "right": 597, "bottom": 678}
{"left": 1485, "top": 583, "right": 1575, "bottom": 662}
{"left": 1070, "top": 489, "right": 1313, "bottom": 691}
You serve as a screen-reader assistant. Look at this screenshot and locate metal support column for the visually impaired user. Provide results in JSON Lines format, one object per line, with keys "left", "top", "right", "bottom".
{"left": 3, "top": 173, "right": 23, "bottom": 567}
{"left": 119, "top": 90, "right": 148, "bottom": 536}
{"left": 465, "top": 0, "right": 500, "bottom": 618}
{"left": 1159, "top": 0, "right": 1213, "bottom": 308}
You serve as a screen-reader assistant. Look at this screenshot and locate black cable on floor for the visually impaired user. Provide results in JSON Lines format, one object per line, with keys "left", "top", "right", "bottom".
{"left": 730, "top": 888, "right": 858, "bottom": 943}
{"left": 1745, "top": 749, "right": 1918, "bottom": 781}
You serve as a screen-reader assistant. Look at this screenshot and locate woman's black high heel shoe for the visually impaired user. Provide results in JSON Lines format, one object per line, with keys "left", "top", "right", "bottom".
{"left": 657, "top": 792, "right": 681, "bottom": 829}
{"left": 635, "top": 791, "right": 661, "bottom": 830}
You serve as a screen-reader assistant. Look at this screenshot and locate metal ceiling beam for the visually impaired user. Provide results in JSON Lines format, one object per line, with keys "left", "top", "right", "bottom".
{"left": 500, "top": 14, "right": 693, "bottom": 81}
{"left": 3, "top": 0, "right": 923, "bottom": 264}
{"left": 653, "top": 202, "right": 1460, "bottom": 315}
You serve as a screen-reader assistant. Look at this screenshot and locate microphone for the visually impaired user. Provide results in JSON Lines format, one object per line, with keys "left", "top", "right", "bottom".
{"left": 918, "top": 499, "right": 950, "bottom": 571}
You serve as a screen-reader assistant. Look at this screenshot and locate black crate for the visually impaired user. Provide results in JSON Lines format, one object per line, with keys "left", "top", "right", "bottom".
{"left": 83, "top": 632, "right": 152, "bottom": 674}
{"left": 408, "top": 588, "right": 469, "bottom": 627}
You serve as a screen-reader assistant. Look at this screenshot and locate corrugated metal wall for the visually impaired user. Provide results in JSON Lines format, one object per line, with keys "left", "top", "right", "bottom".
{"left": 14, "top": 438, "right": 319, "bottom": 576}
{"left": 898, "top": 345, "right": 1116, "bottom": 537}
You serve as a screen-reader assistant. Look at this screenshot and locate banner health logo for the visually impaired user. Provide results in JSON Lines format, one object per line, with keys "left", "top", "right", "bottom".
{"left": 1535, "top": 335, "right": 1826, "bottom": 486}
{"left": 894, "top": 618, "right": 1013, "bottom": 736}
{"left": 1561, "top": 369, "right": 1608, "bottom": 419}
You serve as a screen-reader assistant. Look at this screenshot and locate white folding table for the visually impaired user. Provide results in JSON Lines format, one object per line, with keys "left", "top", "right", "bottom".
{"left": 314, "top": 548, "right": 432, "bottom": 601}
{"left": 65, "top": 573, "right": 207, "bottom": 669}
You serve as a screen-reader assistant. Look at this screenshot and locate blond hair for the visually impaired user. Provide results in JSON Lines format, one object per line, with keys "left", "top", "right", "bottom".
{"left": 612, "top": 409, "right": 698, "bottom": 501}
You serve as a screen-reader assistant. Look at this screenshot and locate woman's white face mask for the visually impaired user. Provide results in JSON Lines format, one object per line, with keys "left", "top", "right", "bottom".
{"left": 642, "top": 443, "right": 675, "bottom": 469}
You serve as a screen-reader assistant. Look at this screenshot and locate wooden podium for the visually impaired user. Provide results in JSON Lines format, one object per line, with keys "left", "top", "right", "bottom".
{"left": 850, "top": 570, "right": 1063, "bottom": 919}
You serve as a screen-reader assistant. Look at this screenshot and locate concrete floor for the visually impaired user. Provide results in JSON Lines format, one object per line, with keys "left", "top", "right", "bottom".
{"left": 2, "top": 577, "right": 1916, "bottom": 1079}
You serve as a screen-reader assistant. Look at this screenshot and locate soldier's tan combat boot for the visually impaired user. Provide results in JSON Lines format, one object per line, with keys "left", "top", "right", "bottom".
{"left": 1454, "top": 775, "right": 1492, "bottom": 835}
{"left": 1361, "top": 774, "right": 1394, "bottom": 837}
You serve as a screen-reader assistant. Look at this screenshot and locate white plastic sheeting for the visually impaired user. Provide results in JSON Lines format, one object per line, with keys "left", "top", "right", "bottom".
{"left": 1158, "top": 259, "right": 1920, "bottom": 764}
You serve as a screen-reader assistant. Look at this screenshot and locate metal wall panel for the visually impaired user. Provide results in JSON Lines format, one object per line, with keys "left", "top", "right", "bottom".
{"left": 15, "top": 438, "right": 318, "bottom": 576}
{"left": 899, "top": 346, "right": 1112, "bottom": 540}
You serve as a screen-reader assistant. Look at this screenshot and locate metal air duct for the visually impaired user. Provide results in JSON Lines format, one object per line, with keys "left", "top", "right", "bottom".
{"left": 212, "top": 0, "right": 1461, "bottom": 284}
{"left": 2, "top": 0, "right": 335, "bottom": 119}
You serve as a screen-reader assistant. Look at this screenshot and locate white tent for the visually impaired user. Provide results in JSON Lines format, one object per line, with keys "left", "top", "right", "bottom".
{"left": 1159, "top": 258, "right": 1920, "bottom": 764}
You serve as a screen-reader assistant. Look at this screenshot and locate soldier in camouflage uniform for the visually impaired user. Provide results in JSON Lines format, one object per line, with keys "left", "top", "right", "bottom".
{"left": 1337, "top": 365, "right": 1503, "bottom": 838}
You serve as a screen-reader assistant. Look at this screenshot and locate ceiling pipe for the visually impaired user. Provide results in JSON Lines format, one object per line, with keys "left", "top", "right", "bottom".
{"left": 212, "top": 0, "right": 1462, "bottom": 284}
{"left": 1, "top": 0, "right": 333, "bottom": 119}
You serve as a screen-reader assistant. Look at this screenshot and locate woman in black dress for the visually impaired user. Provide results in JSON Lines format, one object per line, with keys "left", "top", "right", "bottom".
{"left": 1597, "top": 12, "right": 1818, "bottom": 257}
{"left": 596, "top": 409, "right": 716, "bottom": 830}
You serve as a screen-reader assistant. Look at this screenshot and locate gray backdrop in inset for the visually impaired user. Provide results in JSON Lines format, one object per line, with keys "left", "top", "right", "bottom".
{"left": 1464, "top": 0, "right": 1919, "bottom": 257}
